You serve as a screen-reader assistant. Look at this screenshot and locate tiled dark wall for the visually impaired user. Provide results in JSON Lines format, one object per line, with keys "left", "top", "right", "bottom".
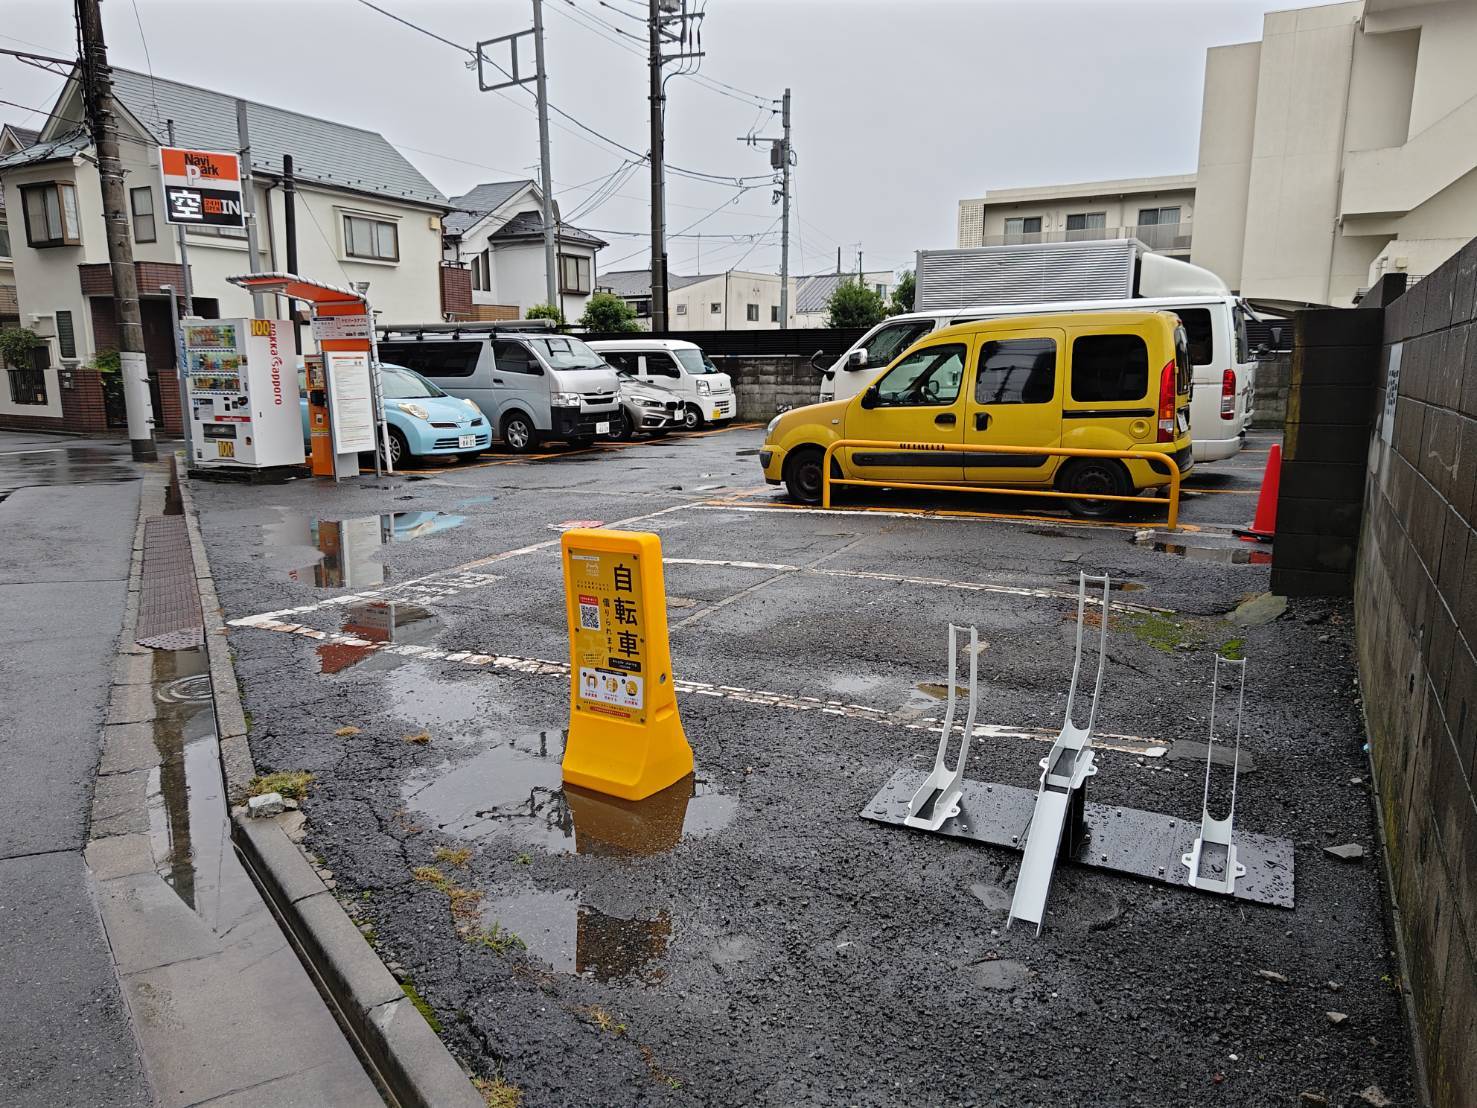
{"left": 1355, "top": 237, "right": 1477, "bottom": 1108}
{"left": 1270, "top": 309, "right": 1383, "bottom": 596}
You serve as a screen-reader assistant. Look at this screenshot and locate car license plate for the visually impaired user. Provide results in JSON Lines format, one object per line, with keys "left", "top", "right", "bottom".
{"left": 1177, "top": 411, "right": 1190, "bottom": 434}
{"left": 595, "top": 421, "right": 610, "bottom": 435}
{"left": 217, "top": 441, "right": 235, "bottom": 458}
{"left": 458, "top": 434, "right": 476, "bottom": 448}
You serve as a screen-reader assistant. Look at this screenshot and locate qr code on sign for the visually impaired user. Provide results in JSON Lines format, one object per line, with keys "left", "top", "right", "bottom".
{"left": 578, "top": 595, "right": 601, "bottom": 631}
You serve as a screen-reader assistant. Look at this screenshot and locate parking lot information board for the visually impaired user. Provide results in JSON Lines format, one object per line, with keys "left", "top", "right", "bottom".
{"left": 561, "top": 529, "right": 692, "bottom": 801}
{"left": 326, "top": 351, "right": 376, "bottom": 454}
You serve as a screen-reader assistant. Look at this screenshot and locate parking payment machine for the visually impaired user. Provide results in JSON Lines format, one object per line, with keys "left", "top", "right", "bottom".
{"left": 184, "top": 318, "right": 305, "bottom": 469}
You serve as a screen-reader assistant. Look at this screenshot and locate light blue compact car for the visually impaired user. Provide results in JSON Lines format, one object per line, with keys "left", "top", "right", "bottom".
{"left": 299, "top": 362, "right": 490, "bottom": 466}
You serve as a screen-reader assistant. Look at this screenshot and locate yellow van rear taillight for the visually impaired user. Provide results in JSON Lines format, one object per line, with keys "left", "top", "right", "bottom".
{"left": 1157, "top": 359, "right": 1177, "bottom": 442}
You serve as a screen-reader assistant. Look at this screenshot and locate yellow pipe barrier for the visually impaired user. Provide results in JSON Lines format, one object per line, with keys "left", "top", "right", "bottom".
{"left": 820, "top": 439, "right": 1183, "bottom": 531}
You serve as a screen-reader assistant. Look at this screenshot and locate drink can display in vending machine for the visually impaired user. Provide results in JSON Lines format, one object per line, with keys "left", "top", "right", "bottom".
{"left": 183, "top": 318, "right": 305, "bottom": 469}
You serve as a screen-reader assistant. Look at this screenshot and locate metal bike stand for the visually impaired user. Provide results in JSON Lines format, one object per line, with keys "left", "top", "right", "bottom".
{"left": 1182, "top": 654, "right": 1248, "bottom": 895}
{"left": 903, "top": 624, "right": 981, "bottom": 832}
{"left": 1007, "top": 572, "right": 1110, "bottom": 936}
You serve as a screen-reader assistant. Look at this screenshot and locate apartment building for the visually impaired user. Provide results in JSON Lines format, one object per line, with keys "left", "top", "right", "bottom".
{"left": 1193, "top": 0, "right": 1477, "bottom": 304}
{"left": 957, "top": 174, "right": 1196, "bottom": 256}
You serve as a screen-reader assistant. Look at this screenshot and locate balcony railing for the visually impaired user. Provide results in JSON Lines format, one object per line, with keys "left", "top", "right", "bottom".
{"left": 981, "top": 223, "right": 1192, "bottom": 252}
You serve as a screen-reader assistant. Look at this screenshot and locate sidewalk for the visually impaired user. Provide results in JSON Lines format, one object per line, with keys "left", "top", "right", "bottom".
{"left": 0, "top": 434, "right": 381, "bottom": 1107}
{"left": 0, "top": 465, "right": 152, "bottom": 1106}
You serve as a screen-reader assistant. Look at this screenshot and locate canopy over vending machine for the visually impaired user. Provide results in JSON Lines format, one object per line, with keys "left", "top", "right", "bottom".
{"left": 184, "top": 318, "right": 305, "bottom": 470}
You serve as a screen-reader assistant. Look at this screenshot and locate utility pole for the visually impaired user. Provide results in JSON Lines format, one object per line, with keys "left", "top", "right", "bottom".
{"left": 284, "top": 154, "right": 301, "bottom": 353}
{"left": 737, "top": 89, "right": 791, "bottom": 327}
{"left": 648, "top": 0, "right": 703, "bottom": 332}
{"left": 531, "top": 0, "right": 558, "bottom": 309}
{"left": 779, "top": 88, "right": 791, "bottom": 329}
{"left": 166, "top": 121, "right": 194, "bottom": 318}
{"left": 76, "top": 0, "right": 155, "bottom": 461}
{"left": 476, "top": 4, "right": 562, "bottom": 309}
{"left": 236, "top": 100, "right": 267, "bottom": 316}
{"left": 648, "top": 0, "right": 666, "bottom": 332}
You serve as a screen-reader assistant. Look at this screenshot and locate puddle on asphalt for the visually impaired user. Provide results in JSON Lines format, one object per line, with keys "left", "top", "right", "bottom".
{"left": 479, "top": 887, "right": 671, "bottom": 984}
{"left": 401, "top": 737, "right": 735, "bottom": 856}
{"left": 260, "top": 510, "right": 466, "bottom": 587}
{"left": 142, "top": 647, "right": 258, "bottom": 934}
{"left": 1153, "top": 541, "right": 1271, "bottom": 566}
{"left": 318, "top": 600, "right": 442, "bottom": 674}
{"left": 915, "top": 682, "right": 970, "bottom": 701}
{"left": 383, "top": 663, "right": 492, "bottom": 736}
{"left": 831, "top": 673, "right": 887, "bottom": 696}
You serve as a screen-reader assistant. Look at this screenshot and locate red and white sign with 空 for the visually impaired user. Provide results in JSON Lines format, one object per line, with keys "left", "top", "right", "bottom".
{"left": 159, "top": 147, "right": 244, "bottom": 228}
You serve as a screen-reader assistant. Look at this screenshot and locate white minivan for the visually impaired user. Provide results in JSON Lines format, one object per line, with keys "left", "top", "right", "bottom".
{"left": 817, "top": 295, "right": 1257, "bottom": 462}
{"left": 587, "top": 339, "right": 735, "bottom": 431}
{"left": 378, "top": 325, "right": 620, "bottom": 453}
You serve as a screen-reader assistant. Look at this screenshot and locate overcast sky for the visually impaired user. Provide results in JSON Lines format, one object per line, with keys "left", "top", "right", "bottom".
{"left": 2, "top": 0, "right": 1310, "bottom": 278}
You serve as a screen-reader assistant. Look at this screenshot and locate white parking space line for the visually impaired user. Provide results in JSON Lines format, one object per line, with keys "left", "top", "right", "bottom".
{"left": 664, "top": 558, "right": 1166, "bottom": 614}
{"left": 230, "top": 616, "right": 1167, "bottom": 758}
{"left": 233, "top": 500, "right": 694, "bottom": 624}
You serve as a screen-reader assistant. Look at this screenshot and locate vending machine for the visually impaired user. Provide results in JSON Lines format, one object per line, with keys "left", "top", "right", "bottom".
{"left": 184, "top": 318, "right": 305, "bottom": 469}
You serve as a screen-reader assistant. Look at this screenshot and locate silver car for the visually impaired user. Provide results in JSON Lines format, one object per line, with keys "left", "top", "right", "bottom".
{"left": 608, "top": 375, "right": 681, "bottom": 441}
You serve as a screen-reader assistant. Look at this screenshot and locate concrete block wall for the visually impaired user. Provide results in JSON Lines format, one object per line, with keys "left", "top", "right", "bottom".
{"left": 1355, "top": 236, "right": 1477, "bottom": 1108}
{"left": 1270, "top": 309, "right": 1382, "bottom": 596}
{"left": 1252, "top": 354, "right": 1291, "bottom": 429}
{"left": 713, "top": 355, "right": 826, "bottom": 422}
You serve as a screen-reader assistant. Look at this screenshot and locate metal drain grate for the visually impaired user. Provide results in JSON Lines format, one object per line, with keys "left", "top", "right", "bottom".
{"left": 135, "top": 516, "right": 204, "bottom": 650}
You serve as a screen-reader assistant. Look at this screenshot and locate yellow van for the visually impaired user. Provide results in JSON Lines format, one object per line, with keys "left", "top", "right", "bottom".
{"left": 759, "top": 310, "right": 1194, "bottom": 515}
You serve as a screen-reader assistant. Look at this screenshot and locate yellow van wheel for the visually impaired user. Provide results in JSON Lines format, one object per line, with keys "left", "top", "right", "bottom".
{"left": 783, "top": 446, "right": 825, "bottom": 504}
{"left": 1057, "top": 458, "right": 1131, "bottom": 519}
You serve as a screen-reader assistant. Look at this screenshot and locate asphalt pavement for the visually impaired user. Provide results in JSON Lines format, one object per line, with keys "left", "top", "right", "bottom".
{"left": 193, "top": 426, "right": 1415, "bottom": 1107}
{"left": 0, "top": 432, "right": 152, "bottom": 1107}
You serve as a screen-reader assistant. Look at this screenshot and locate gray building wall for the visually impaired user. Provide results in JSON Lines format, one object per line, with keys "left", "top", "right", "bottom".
{"left": 1355, "top": 237, "right": 1477, "bottom": 1108}
{"left": 712, "top": 355, "right": 825, "bottom": 422}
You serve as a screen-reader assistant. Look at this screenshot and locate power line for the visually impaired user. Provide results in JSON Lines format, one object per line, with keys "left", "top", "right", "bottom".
{"left": 352, "top": 0, "right": 762, "bottom": 188}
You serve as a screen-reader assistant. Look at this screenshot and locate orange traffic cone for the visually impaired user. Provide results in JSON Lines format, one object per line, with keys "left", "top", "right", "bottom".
{"left": 1235, "top": 443, "right": 1282, "bottom": 543}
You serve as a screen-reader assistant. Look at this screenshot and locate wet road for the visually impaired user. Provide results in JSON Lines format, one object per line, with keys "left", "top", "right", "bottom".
{"left": 0, "top": 431, "right": 151, "bottom": 497}
{"left": 193, "top": 426, "right": 1414, "bottom": 1107}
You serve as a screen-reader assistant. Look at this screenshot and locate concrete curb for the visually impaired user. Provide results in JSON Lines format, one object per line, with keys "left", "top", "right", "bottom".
{"left": 235, "top": 815, "right": 484, "bottom": 1108}
{"left": 177, "top": 456, "right": 483, "bottom": 1108}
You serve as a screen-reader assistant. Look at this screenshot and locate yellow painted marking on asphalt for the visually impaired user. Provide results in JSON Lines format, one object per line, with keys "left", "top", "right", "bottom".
{"left": 696, "top": 501, "right": 1202, "bottom": 533}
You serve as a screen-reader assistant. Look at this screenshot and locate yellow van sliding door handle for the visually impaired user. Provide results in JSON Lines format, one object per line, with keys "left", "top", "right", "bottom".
{"left": 974, "top": 412, "right": 991, "bottom": 431}
{"left": 935, "top": 412, "right": 956, "bottom": 426}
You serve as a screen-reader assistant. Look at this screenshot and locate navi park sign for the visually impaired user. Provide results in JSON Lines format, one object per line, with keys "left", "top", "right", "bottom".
{"left": 160, "top": 147, "right": 244, "bottom": 228}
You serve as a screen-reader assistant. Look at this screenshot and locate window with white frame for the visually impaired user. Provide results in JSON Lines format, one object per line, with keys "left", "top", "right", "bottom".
{"left": 130, "top": 187, "right": 156, "bottom": 243}
{"left": 56, "top": 310, "right": 76, "bottom": 360}
{"left": 470, "top": 249, "right": 490, "bottom": 292}
{"left": 559, "top": 253, "right": 591, "bottom": 295}
{"left": 770, "top": 305, "right": 779, "bottom": 322}
{"left": 675, "top": 303, "right": 687, "bottom": 315}
{"left": 0, "top": 215, "right": 11, "bottom": 259}
{"left": 1003, "top": 216, "right": 1042, "bottom": 242}
{"left": 746, "top": 303, "right": 759, "bottom": 322}
{"left": 709, "top": 301, "right": 721, "bottom": 314}
{"left": 21, "top": 182, "right": 81, "bottom": 247}
{"left": 343, "top": 213, "right": 399, "bottom": 261}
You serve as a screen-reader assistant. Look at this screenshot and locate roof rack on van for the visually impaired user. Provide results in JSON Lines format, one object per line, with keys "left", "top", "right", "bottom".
{"left": 376, "top": 320, "right": 557, "bottom": 339}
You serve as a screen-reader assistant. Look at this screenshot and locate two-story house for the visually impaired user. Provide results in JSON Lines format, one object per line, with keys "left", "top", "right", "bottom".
{"left": 442, "top": 180, "right": 605, "bottom": 322}
{"left": 0, "top": 67, "right": 453, "bottom": 435}
{"left": 0, "top": 124, "right": 39, "bottom": 331}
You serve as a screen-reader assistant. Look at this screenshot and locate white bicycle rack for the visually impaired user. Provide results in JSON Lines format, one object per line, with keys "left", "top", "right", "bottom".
{"left": 903, "top": 624, "right": 981, "bottom": 832}
{"left": 1182, "top": 654, "right": 1248, "bottom": 895}
{"left": 1007, "top": 572, "right": 1110, "bottom": 936}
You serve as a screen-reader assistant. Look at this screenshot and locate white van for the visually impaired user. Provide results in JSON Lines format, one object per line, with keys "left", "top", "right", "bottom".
{"left": 378, "top": 324, "right": 620, "bottom": 453}
{"left": 817, "top": 295, "right": 1257, "bottom": 462}
{"left": 586, "top": 339, "right": 735, "bottom": 431}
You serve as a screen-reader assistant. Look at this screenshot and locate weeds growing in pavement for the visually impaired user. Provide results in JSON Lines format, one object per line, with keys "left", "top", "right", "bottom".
{"left": 433, "top": 845, "right": 472, "bottom": 867}
{"left": 404, "top": 730, "right": 431, "bottom": 745}
{"left": 464, "top": 921, "right": 525, "bottom": 954}
{"left": 246, "top": 770, "right": 313, "bottom": 799}
{"left": 334, "top": 725, "right": 361, "bottom": 737}
{"left": 472, "top": 1075, "right": 523, "bottom": 1108}
{"left": 583, "top": 1005, "right": 627, "bottom": 1036}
